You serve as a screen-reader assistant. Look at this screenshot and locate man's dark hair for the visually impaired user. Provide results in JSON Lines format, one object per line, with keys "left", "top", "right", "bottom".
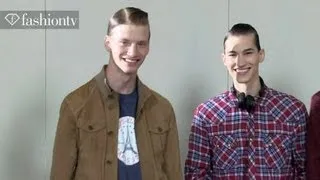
{"left": 223, "top": 23, "right": 261, "bottom": 51}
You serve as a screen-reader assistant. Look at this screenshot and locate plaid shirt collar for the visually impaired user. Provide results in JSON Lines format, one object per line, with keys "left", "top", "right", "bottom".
{"left": 228, "top": 76, "right": 270, "bottom": 108}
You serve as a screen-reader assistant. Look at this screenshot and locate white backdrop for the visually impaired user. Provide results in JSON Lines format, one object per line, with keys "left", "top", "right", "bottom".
{"left": 1, "top": 0, "right": 319, "bottom": 179}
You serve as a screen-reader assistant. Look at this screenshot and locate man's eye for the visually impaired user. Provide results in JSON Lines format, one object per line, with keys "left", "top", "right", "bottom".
{"left": 120, "top": 41, "right": 130, "bottom": 45}
{"left": 138, "top": 42, "right": 147, "bottom": 46}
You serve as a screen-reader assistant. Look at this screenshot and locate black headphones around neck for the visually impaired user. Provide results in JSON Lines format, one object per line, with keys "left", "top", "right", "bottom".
{"left": 234, "top": 77, "right": 266, "bottom": 112}
{"left": 237, "top": 92, "right": 255, "bottom": 112}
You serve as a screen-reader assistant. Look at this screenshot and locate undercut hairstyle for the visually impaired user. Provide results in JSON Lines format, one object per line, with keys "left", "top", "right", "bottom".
{"left": 223, "top": 23, "right": 261, "bottom": 51}
{"left": 107, "top": 7, "right": 150, "bottom": 39}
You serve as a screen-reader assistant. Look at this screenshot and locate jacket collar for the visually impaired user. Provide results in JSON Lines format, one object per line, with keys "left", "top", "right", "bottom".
{"left": 94, "top": 65, "right": 153, "bottom": 113}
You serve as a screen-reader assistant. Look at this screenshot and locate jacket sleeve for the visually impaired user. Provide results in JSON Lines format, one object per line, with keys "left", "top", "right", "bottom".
{"left": 50, "top": 98, "right": 78, "bottom": 180}
{"left": 307, "top": 92, "right": 320, "bottom": 180}
{"left": 164, "top": 107, "right": 183, "bottom": 180}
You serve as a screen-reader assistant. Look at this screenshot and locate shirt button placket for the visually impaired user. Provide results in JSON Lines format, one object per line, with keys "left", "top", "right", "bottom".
{"left": 248, "top": 155, "right": 256, "bottom": 180}
{"left": 248, "top": 121, "right": 256, "bottom": 179}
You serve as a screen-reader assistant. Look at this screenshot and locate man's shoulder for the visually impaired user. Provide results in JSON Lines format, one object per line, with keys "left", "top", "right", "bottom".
{"left": 311, "top": 91, "right": 320, "bottom": 102}
{"left": 191, "top": 91, "right": 231, "bottom": 125}
{"left": 266, "top": 88, "right": 308, "bottom": 121}
{"left": 194, "top": 91, "right": 230, "bottom": 115}
{"left": 62, "top": 78, "right": 98, "bottom": 111}
{"left": 146, "top": 87, "right": 173, "bottom": 110}
{"left": 199, "top": 91, "right": 230, "bottom": 107}
{"left": 140, "top": 85, "right": 176, "bottom": 124}
{"left": 310, "top": 91, "right": 320, "bottom": 110}
{"left": 267, "top": 88, "right": 305, "bottom": 107}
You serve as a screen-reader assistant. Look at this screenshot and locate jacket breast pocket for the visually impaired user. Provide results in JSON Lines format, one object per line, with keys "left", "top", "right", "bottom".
{"left": 263, "top": 133, "right": 292, "bottom": 169}
{"left": 148, "top": 123, "right": 170, "bottom": 156}
{"left": 211, "top": 134, "right": 239, "bottom": 170}
{"left": 78, "top": 120, "right": 106, "bottom": 149}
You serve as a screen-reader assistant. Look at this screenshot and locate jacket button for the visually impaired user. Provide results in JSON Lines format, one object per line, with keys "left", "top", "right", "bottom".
{"left": 107, "top": 131, "right": 113, "bottom": 136}
{"left": 157, "top": 127, "right": 163, "bottom": 132}
{"left": 107, "top": 94, "right": 114, "bottom": 99}
{"left": 88, "top": 125, "right": 94, "bottom": 130}
{"left": 106, "top": 160, "right": 112, "bottom": 164}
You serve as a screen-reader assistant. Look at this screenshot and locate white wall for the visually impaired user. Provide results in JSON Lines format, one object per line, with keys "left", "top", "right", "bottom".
{"left": 0, "top": 0, "right": 46, "bottom": 179}
{"left": 0, "top": 1, "right": 319, "bottom": 179}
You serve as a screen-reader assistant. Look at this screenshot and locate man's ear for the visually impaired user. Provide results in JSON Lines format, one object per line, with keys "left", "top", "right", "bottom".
{"left": 104, "top": 35, "right": 111, "bottom": 52}
{"left": 259, "top": 49, "right": 265, "bottom": 63}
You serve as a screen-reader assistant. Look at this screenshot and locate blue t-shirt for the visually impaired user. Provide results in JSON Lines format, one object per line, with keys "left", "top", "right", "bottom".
{"left": 117, "top": 88, "right": 142, "bottom": 180}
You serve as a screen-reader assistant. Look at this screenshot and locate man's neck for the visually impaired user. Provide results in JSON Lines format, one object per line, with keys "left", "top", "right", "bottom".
{"left": 105, "top": 63, "right": 137, "bottom": 95}
{"left": 234, "top": 77, "right": 261, "bottom": 97}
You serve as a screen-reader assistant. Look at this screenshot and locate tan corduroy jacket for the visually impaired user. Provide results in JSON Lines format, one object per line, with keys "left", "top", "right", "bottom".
{"left": 50, "top": 66, "right": 182, "bottom": 180}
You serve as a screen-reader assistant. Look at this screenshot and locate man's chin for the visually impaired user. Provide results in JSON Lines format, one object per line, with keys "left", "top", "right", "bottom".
{"left": 120, "top": 67, "right": 138, "bottom": 75}
{"left": 234, "top": 76, "right": 250, "bottom": 84}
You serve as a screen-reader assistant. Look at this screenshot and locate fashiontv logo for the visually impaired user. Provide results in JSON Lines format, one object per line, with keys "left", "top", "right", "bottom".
{"left": 0, "top": 11, "right": 79, "bottom": 29}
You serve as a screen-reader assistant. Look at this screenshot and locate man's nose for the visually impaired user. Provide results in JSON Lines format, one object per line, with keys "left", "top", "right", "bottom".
{"left": 127, "top": 44, "right": 138, "bottom": 56}
{"left": 235, "top": 54, "right": 245, "bottom": 66}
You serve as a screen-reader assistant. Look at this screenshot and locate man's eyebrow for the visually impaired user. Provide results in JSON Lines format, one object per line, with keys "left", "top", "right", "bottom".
{"left": 243, "top": 48, "right": 255, "bottom": 52}
{"left": 227, "top": 50, "right": 237, "bottom": 54}
{"left": 118, "top": 38, "right": 129, "bottom": 41}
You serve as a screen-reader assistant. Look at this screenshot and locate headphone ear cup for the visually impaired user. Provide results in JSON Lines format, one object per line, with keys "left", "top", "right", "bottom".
{"left": 237, "top": 92, "right": 246, "bottom": 109}
{"left": 245, "top": 95, "right": 255, "bottom": 112}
